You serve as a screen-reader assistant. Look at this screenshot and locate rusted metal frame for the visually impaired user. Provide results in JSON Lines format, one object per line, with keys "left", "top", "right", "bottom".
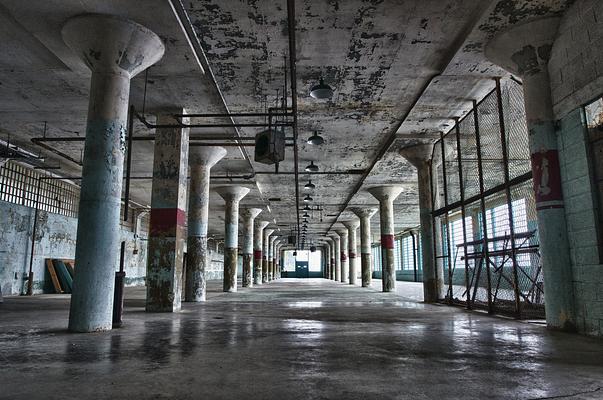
{"left": 439, "top": 132, "right": 455, "bottom": 304}
{"left": 172, "top": 111, "right": 293, "bottom": 118}
{"left": 432, "top": 172, "right": 532, "bottom": 217}
{"left": 495, "top": 78, "right": 522, "bottom": 318}
{"left": 473, "top": 100, "right": 494, "bottom": 313}
{"left": 454, "top": 120, "right": 473, "bottom": 309}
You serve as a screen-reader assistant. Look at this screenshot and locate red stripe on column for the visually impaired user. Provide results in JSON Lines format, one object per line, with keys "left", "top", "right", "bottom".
{"left": 349, "top": 252, "right": 356, "bottom": 258}
{"left": 149, "top": 208, "right": 186, "bottom": 236}
{"left": 341, "top": 252, "right": 347, "bottom": 262}
{"left": 381, "top": 234, "right": 394, "bottom": 249}
{"left": 254, "top": 250, "right": 262, "bottom": 259}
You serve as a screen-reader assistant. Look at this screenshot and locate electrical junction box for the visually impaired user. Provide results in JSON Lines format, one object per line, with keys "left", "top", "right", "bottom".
{"left": 255, "top": 129, "right": 285, "bottom": 164}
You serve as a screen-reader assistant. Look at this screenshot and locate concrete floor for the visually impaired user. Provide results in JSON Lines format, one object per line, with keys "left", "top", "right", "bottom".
{"left": 1, "top": 279, "right": 602, "bottom": 400}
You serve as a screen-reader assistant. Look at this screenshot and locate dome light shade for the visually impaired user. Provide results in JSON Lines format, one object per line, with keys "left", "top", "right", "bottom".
{"left": 305, "top": 161, "right": 319, "bottom": 172}
{"left": 303, "top": 194, "right": 313, "bottom": 203}
{"left": 302, "top": 212, "right": 310, "bottom": 218}
{"left": 310, "top": 77, "right": 333, "bottom": 99}
{"left": 304, "top": 180, "right": 315, "bottom": 190}
{"left": 307, "top": 131, "right": 324, "bottom": 145}
{"left": 303, "top": 205, "right": 311, "bottom": 211}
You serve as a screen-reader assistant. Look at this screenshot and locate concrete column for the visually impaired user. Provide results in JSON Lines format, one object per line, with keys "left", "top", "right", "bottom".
{"left": 485, "top": 16, "right": 575, "bottom": 330}
{"left": 240, "top": 208, "right": 262, "bottom": 288}
{"left": 254, "top": 220, "right": 269, "bottom": 285}
{"left": 263, "top": 228, "right": 275, "bottom": 283}
{"left": 343, "top": 219, "right": 360, "bottom": 285}
{"left": 215, "top": 186, "right": 250, "bottom": 293}
{"left": 368, "top": 186, "right": 403, "bottom": 292}
{"left": 399, "top": 144, "right": 439, "bottom": 303}
{"left": 330, "top": 233, "right": 341, "bottom": 282}
{"left": 330, "top": 240, "right": 336, "bottom": 280}
{"left": 352, "top": 208, "right": 377, "bottom": 288}
{"left": 61, "top": 14, "right": 164, "bottom": 332}
{"left": 185, "top": 147, "right": 227, "bottom": 302}
{"left": 274, "top": 240, "right": 283, "bottom": 279}
{"left": 145, "top": 110, "right": 189, "bottom": 313}
{"left": 335, "top": 228, "right": 349, "bottom": 284}
{"left": 268, "top": 235, "right": 278, "bottom": 281}
{"left": 323, "top": 239, "right": 332, "bottom": 279}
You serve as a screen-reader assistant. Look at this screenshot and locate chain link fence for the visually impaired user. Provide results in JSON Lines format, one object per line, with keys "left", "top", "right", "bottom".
{"left": 430, "top": 79, "right": 543, "bottom": 319}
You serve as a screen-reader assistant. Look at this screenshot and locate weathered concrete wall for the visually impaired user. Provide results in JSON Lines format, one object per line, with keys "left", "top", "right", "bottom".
{"left": 204, "top": 239, "right": 224, "bottom": 281}
{"left": 0, "top": 200, "right": 147, "bottom": 296}
{"left": 547, "top": 0, "right": 603, "bottom": 336}
{"left": 550, "top": 0, "right": 603, "bottom": 117}
{"left": 557, "top": 110, "right": 603, "bottom": 336}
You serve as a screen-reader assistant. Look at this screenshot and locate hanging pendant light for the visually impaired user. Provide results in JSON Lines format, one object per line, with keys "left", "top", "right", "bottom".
{"left": 304, "top": 180, "right": 315, "bottom": 190}
{"left": 302, "top": 212, "right": 310, "bottom": 218}
{"left": 306, "top": 131, "right": 324, "bottom": 145}
{"left": 305, "top": 161, "right": 319, "bottom": 172}
{"left": 309, "top": 77, "right": 334, "bottom": 99}
{"left": 303, "top": 205, "right": 311, "bottom": 211}
{"left": 303, "top": 194, "right": 313, "bottom": 203}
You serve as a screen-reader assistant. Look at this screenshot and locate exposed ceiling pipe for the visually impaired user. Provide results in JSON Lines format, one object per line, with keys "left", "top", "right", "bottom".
{"left": 325, "top": 0, "right": 495, "bottom": 234}
{"left": 286, "top": 0, "right": 301, "bottom": 240}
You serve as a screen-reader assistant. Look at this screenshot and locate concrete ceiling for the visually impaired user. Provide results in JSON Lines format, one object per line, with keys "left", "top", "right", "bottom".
{"left": 0, "top": 0, "right": 573, "bottom": 245}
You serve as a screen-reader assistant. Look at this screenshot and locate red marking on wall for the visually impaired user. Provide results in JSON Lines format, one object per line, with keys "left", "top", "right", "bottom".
{"left": 349, "top": 252, "right": 356, "bottom": 258}
{"left": 531, "top": 150, "right": 564, "bottom": 210}
{"left": 381, "top": 234, "right": 395, "bottom": 249}
{"left": 149, "top": 208, "right": 186, "bottom": 236}
{"left": 254, "top": 250, "right": 262, "bottom": 259}
{"left": 341, "top": 252, "right": 347, "bottom": 262}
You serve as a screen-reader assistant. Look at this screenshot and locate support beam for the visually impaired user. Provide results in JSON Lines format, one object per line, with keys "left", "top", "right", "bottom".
{"left": 263, "top": 228, "right": 275, "bottom": 283}
{"left": 215, "top": 186, "right": 250, "bottom": 293}
{"left": 146, "top": 110, "right": 189, "bottom": 313}
{"left": 240, "top": 208, "right": 263, "bottom": 288}
{"left": 185, "top": 146, "right": 227, "bottom": 302}
{"left": 368, "top": 186, "right": 403, "bottom": 292}
{"left": 62, "top": 14, "right": 165, "bottom": 332}
{"left": 254, "top": 220, "right": 270, "bottom": 285}
{"left": 329, "top": 233, "right": 341, "bottom": 282}
{"left": 351, "top": 208, "right": 377, "bottom": 288}
{"left": 335, "top": 228, "right": 349, "bottom": 284}
{"left": 343, "top": 219, "right": 360, "bottom": 285}
{"left": 399, "top": 144, "right": 439, "bottom": 302}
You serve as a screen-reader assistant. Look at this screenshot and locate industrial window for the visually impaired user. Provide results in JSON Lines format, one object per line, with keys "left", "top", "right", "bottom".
{"left": 485, "top": 199, "right": 528, "bottom": 243}
{"left": 584, "top": 96, "right": 603, "bottom": 262}
{"left": 447, "top": 216, "right": 473, "bottom": 270}
{"left": 400, "top": 235, "right": 414, "bottom": 270}
{"left": 308, "top": 250, "right": 322, "bottom": 272}
{"left": 372, "top": 245, "right": 381, "bottom": 271}
{"left": 0, "top": 161, "right": 79, "bottom": 217}
{"left": 393, "top": 237, "right": 402, "bottom": 271}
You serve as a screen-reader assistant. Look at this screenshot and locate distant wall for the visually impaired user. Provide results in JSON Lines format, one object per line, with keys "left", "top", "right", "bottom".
{"left": 0, "top": 200, "right": 148, "bottom": 296}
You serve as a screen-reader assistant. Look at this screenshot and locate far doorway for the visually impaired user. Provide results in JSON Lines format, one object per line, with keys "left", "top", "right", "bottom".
{"left": 281, "top": 250, "right": 322, "bottom": 278}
